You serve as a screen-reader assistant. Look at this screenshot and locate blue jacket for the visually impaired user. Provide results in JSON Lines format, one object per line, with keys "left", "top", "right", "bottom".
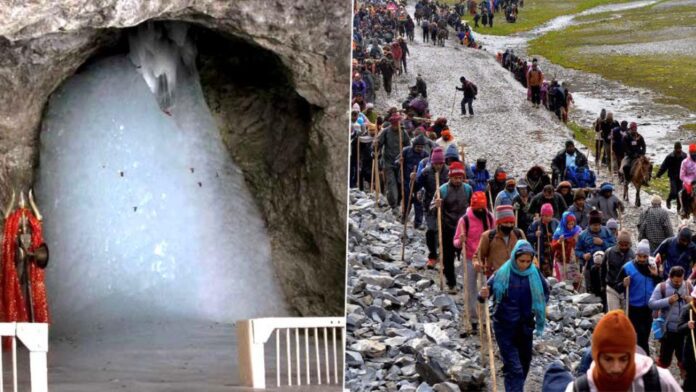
{"left": 485, "top": 269, "right": 550, "bottom": 327}
{"left": 400, "top": 146, "right": 429, "bottom": 176}
{"left": 575, "top": 227, "right": 616, "bottom": 261}
{"left": 654, "top": 237, "right": 696, "bottom": 280}
{"left": 526, "top": 219, "right": 559, "bottom": 265}
{"left": 616, "top": 261, "right": 662, "bottom": 307}
{"left": 469, "top": 165, "right": 490, "bottom": 192}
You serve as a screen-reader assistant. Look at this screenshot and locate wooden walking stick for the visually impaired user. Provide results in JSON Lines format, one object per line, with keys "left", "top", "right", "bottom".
{"left": 402, "top": 166, "right": 417, "bottom": 261}
{"left": 481, "top": 257, "right": 498, "bottom": 392}
{"left": 451, "top": 88, "right": 458, "bottom": 117}
{"left": 357, "top": 134, "right": 361, "bottom": 190}
{"left": 690, "top": 305, "right": 696, "bottom": 363}
{"left": 561, "top": 237, "right": 568, "bottom": 282}
{"left": 625, "top": 279, "right": 630, "bottom": 317}
{"left": 487, "top": 186, "right": 494, "bottom": 211}
{"left": 370, "top": 152, "right": 375, "bottom": 194}
{"left": 458, "top": 220, "right": 472, "bottom": 335}
{"left": 435, "top": 171, "right": 446, "bottom": 291}
{"left": 398, "top": 121, "right": 407, "bottom": 222}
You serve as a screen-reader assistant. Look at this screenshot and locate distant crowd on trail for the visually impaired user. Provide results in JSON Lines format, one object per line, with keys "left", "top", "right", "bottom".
{"left": 497, "top": 52, "right": 575, "bottom": 124}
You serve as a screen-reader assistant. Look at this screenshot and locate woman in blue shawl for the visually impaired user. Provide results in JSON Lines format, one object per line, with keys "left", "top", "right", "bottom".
{"left": 551, "top": 211, "right": 582, "bottom": 287}
{"left": 479, "top": 240, "right": 550, "bottom": 392}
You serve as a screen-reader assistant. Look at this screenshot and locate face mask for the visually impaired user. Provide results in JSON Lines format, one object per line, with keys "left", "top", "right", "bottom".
{"left": 499, "top": 226, "right": 513, "bottom": 235}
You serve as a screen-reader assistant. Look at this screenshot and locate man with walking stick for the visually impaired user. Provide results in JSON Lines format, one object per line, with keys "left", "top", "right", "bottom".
{"left": 456, "top": 76, "right": 477, "bottom": 117}
{"left": 614, "top": 239, "right": 662, "bottom": 355}
{"left": 416, "top": 147, "right": 449, "bottom": 270}
{"left": 432, "top": 161, "right": 472, "bottom": 293}
{"left": 400, "top": 134, "right": 430, "bottom": 228}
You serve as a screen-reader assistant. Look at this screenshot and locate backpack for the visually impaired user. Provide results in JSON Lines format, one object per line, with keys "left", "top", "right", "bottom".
{"left": 488, "top": 227, "right": 524, "bottom": 242}
{"left": 462, "top": 212, "right": 495, "bottom": 236}
{"left": 573, "top": 364, "right": 661, "bottom": 392}
{"left": 467, "top": 81, "right": 478, "bottom": 97}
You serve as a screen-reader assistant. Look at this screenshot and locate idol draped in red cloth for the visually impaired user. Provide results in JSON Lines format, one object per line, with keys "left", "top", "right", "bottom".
{"left": 0, "top": 208, "right": 49, "bottom": 348}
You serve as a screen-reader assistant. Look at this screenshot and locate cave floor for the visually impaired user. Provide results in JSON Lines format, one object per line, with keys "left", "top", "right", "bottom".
{"left": 2, "top": 320, "right": 342, "bottom": 391}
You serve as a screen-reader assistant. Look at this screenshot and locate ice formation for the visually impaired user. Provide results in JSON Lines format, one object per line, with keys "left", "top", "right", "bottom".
{"left": 35, "top": 25, "right": 288, "bottom": 336}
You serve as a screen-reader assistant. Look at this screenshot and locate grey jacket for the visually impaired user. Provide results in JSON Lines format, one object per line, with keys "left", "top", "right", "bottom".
{"left": 649, "top": 280, "right": 692, "bottom": 332}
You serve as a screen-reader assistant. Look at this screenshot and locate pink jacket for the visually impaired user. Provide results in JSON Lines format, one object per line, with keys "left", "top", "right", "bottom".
{"left": 680, "top": 157, "right": 696, "bottom": 186}
{"left": 453, "top": 207, "right": 496, "bottom": 260}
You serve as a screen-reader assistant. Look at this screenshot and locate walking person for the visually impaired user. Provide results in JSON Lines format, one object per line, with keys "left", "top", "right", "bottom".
{"left": 454, "top": 191, "right": 495, "bottom": 333}
{"left": 401, "top": 134, "right": 430, "bottom": 228}
{"left": 479, "top": 240, "right": 550, "bottom": 392}
{"left": 375, "top": 114, "right": 410, "bottom": 214}
{"left": 432, "top": 161, "right": 473, "bottom": 293}
{"left": 656, "top": 142, "right": 686, "bottom": 210}
{"left": 649, "top": 266, "right": 692, "bottom": 372}
{"left": 527, "top": 203, "right": 559, "bottom": 278}
{"left": 566, "top": 310, "right": 681, "bottom": 391}
{"left": 588, "top": 182, "right": 624, "bottom": 224}
{"left": 615, "top": 239, "right": 663, "bottom": 355}
{"left": 527, "top": 59, "right": 544, "bottom": 108}
{"left": 415, "top": 147, "right": 449, "bottom": 269}
{"left": 551, "top": 211, "right": 582, "bottom": 287}
{"left": 637, "top": 195, "right": 674, "bottom": 252}
{"left": 601, "top": 231, "right": 635, "bottom": 312}
{"left": 654, "top": 227, "right": 696, "bottom": 280}
{"left": 475, "top": 205, "right": 526, "bottom": 276}
{"left": 456, "top": 76, "right": 477, "bottom": 117}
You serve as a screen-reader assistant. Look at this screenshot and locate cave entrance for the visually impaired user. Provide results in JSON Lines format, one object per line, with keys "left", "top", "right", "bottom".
{"left": 29, "top": 21, "right": 306, "bottom": 390}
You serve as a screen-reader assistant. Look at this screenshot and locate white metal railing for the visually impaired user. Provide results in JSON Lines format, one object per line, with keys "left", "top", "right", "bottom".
{"left": 0, "top": 323, "right": 48, "bottom": 392}
{"left": 236, "top": 317, "right": 345, "bottom": 389}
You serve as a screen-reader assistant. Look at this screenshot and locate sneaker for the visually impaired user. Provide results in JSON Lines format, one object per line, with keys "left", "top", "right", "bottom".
{"left": 426, "top": 258, "right": 438, "bottom": 269}
{"left": 446, "top": 285, "right": 457, "bottom": 294}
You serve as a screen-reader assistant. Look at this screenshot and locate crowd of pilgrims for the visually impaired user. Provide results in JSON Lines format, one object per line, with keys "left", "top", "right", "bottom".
{"left": 349, "top": 0, "right": 696, "bottom": 391}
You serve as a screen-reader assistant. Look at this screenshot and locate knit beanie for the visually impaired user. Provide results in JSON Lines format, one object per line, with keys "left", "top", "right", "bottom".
{"left": 592, "top": 310, "right": 637, "bottom": 392}
{"left": 690, "top": 144, "right": 696, "bottom": 154}
{"left": 600, "top": 182, "right": 614, "bottom": 192}
{"left": 573, "top": 189, "right": 586, "bottom": 201}
{"left": 589, "top": 210, "right": 602, "bottom": 226}
{"left": 449, "top": 161, "right": 466, "bottom": 178}
{"left": 442, "top": 130, "right": 453, "bottom": 141}
{"left": 445, "top": 144, "right": 459, "bottom": 160}
{"left": 607, "top": 219, "right": 619, "bottom": 230}
{"left": 505, "top": 178, "right": 517, "bottom": 187}
{"left": 471, "top": 191, "right": 487, "bottom": 210}
{"left": 431, "top": 147, "right": 445, "bottom": 165}
{"left": 679, "top": 227, "right": 693, "bottom": 242}
{"left": 413, "top": 134, "right": 427, "bottom": 146}
{"left": 636, "top": 239, "right": 650, "bottom": 256}
{"left": 540, "top": 203, "right": 554, "bottom": 217}
{"left": 496, "top": 205, "right": 515, "bottom": 224}
{"left": 617, "top": 230, "right": 631, "bottom": 243}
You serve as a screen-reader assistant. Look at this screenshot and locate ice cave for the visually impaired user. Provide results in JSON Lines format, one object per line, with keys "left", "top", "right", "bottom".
{"left": 0, "top": 18, "right": 346, "bottom": 390}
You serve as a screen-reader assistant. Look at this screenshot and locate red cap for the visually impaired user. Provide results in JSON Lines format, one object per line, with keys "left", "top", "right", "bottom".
{"left": 449, "top": 161, "right": 465, "bottom": 177}
{"left": 690, "top": 144, "right": 696, "bottom": 154}
{"left": 471, "top": 191, "right": 487, "bottom": 209}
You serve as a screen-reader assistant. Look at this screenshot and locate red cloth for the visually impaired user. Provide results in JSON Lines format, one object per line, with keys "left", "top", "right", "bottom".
{"left": 1, "top": 209, "right": 49, "bottom": 349}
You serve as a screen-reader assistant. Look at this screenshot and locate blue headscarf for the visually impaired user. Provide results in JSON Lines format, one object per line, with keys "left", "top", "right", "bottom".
{"left": 492, "top": 240, "right": 547, "bottom": 336}
{"left": 552, "top": 211, "right": 581, "bottom": 241}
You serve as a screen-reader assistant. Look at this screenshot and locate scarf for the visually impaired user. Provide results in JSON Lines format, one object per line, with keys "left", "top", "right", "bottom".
{"left": 552, "top": 211, "right": 581, "bottom": 241}
{"left": 492, "top": 240, "right": 547, "bottom": 336}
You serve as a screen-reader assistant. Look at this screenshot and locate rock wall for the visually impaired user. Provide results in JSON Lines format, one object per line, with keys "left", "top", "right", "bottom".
{"left": 0, "top": 0, "right": 350, "bottom": 316}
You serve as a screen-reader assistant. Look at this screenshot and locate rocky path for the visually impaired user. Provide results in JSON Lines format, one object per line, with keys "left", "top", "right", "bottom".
{"left": 345, "top": 3, "right": 687, "bottom": 391}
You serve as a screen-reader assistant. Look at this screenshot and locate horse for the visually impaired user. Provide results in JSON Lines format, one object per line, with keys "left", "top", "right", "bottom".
{"left": 622, "top": 155, "right": 652, "bottom": 207}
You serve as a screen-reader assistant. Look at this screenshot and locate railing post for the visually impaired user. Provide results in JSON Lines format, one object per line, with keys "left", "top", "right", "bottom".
{"left": 16, "top": 323, "right": 49, "bottom": 392}
{"left": 236, "top": 320, "right": 266, "bottom": 389}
